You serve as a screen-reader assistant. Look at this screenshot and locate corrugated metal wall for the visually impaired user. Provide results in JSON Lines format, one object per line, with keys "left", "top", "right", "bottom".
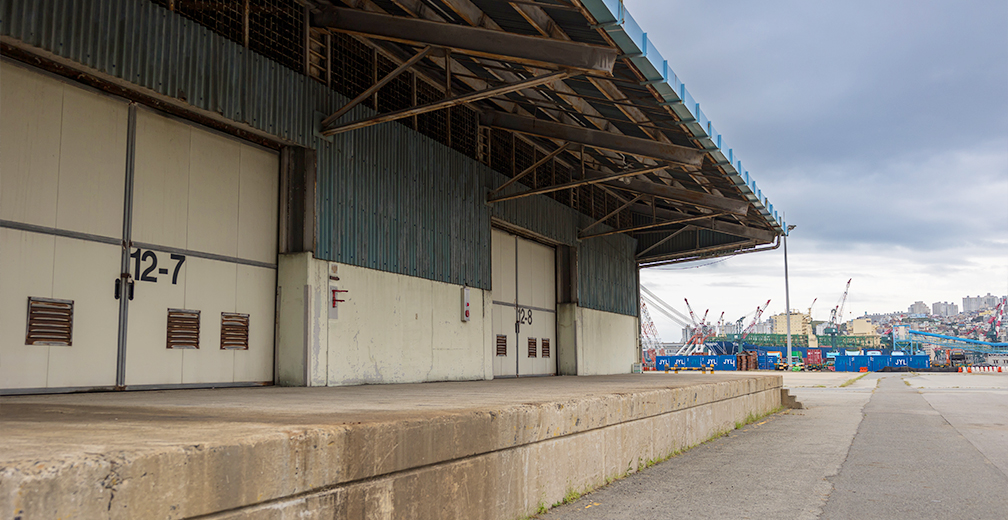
{"left": 315, "top": 124, "right": 490, "bottom": 289}
{"left": 0, "top": 0, "right": 637, "bottom": 317}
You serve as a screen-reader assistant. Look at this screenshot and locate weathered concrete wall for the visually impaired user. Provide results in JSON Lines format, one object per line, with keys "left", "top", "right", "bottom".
{"left": 326, "top": 262, "right": 492, "bottom": 385}
{"left": 0, "top": 376, "right": 781, "bottom": 519}
{"left": 556, "top": 305, "right": 638, "bottom": 377}
{"left": 277, "top": 254, "right": 493, "bottom": 386}
{"left": 577, "top": 307, "right": 639, "bottom": 376}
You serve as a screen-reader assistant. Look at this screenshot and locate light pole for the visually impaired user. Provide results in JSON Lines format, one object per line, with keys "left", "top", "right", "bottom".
{"left": 784, "top": 224, "right": 796, "bottom": 370}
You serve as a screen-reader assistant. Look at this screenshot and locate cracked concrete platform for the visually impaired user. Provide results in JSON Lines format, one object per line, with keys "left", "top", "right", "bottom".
{"left": 0, "top": 373, "right": 781, "bottom": 519}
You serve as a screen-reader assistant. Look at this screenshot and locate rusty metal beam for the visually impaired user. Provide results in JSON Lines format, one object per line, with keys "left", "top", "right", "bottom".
{"left": 579, "top": 212, "right": 728, "bottom": 240}
{"left": 487, "top": 165, "right": 665, "bottom": 203}
{"left": 480, "top": 111, "right": 704, "bottom": 167}
{"left": 321, "top": 71, "right": 570, "bottom": 135}
{"left": 320, "top": 45, "right": 433, "bottom": 128}
{"left": 603, "top": 175, "right": 749, "bottom": 216}
{"left": 635, "top": 226, "right": 692, "bottom": 259}
{"left": 311, "top": 7, "right": 617, "bottom": 74}
{"left": 628, "top": 203, "right": 777, "bottom": 242}
{"left": 490, "top": 142, "right": 570, "bottom": 196}
{"left": 581, "top": 193, "right": 645, "bottom": 234}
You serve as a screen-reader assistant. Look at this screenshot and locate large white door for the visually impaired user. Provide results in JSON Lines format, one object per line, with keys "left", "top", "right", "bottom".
{"left": 491, "top": 229, "right": 517, "bottom": 377}
{"left": 0, "top": 61, "right": 127, "bottom": 390}
{"left": 125, "top": 108, "right": 278, "bottom": 386}
{"left": 0, "top": 61, "right": 278, "bottom": 392}
{"left": 491, "top": 229, "right": 556, "bottom": 377}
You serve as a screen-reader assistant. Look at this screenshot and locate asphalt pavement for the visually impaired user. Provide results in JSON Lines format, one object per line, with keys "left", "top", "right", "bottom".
{"left": 540, "top": 372, "right": 1008, "bottom": 520}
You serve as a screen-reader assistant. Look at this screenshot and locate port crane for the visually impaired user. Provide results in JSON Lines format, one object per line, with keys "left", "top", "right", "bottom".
{"left": 734, "top": 299, "right": 771, "bottom": 350}
{"left": 639, "top": 300, "right": 663, "bottom": 365}
{"left": 825, "top": 279, "right": 851, "bottom": 350}
{"left": 679, "top": 298, "right": 715, "bottom": 355}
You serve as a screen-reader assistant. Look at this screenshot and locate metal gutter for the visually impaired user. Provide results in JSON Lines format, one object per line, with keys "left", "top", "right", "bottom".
{"left": 580, "top": 0, "right": 786, "bottom": 235}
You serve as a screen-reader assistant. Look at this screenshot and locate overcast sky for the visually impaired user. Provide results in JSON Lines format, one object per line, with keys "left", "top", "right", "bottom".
{"left": 627, "top": 0, "right": 1008, "bottom": 341}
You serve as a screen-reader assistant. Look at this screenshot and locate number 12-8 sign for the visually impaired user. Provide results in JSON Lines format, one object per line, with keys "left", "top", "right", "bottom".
{"left": 130, "top": 248, "right": 186, "bottom": 284}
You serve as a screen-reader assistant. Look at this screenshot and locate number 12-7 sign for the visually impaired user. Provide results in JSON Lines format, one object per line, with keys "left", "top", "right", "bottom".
{"left": 130, "top": 248, "right": 186, "bottom": 284}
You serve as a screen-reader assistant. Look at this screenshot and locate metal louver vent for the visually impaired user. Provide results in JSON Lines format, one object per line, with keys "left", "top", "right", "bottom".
{"left": 25, "top": 297, "right": 73, "bottom": 346}
{"left": 166, "top": 309, "right": 200, "bottom": 349}
{"left": 541, "top": 338, "right": 550, "bottom": 358}
{"left": 220, "top": 313, "right": 250, "bottom": 350}
{"left": 528, "top": 337, "right": 537, "bottom": 358}
{"left": 496, "top": 335, "right": 507, "bottom": 356}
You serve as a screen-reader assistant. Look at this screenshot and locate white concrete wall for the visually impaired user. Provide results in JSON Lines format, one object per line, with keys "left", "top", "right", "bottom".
{"left": 577, "top": 307, "right": 639, "bottom": 376}
{"left": 326, "top": 263, "right": 492, "bottom": 385}
{"left": 277, "top": 253, "right": 640, "bottom": 383}
{"left": 277, "top": 254, "right": 493, "bottom": 386}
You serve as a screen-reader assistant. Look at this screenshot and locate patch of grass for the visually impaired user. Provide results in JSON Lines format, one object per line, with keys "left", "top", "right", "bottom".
{"left": 813, "top": 384, "right": 826, "bottom": 388}
{"left": 563, "top": 488, "right": 582, "bottom": 504}
{"left": 903, "top": 379, "right": 912, "bottom": 386}
{"left": 840, "top": 373, "right": 869, "bottom": 387}
{"left": 734, "top": 406, "right": 783, "bottom": 431}
{"left": 536, "top": 502, "right": 548, "bottom": 515}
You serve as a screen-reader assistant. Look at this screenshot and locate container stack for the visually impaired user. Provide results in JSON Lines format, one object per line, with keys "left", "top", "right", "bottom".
{"left": 736, "top": 352, "right": 758, "bottom": 371}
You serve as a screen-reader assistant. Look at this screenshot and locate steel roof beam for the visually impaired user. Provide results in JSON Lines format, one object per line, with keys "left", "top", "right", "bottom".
{"left": 312, "top": 7, "right": 617, "bottom": 75}
{"left": 480, "top": 111, "right": 704, "bottom": 167}
{"left": 579, "top": 212, "right": 728, "bottom": 240}
{"left": 487, "top": 165, "right": 667, "bottom": 203}
{"left": 636, "top": 226, "right": 693, "bottom": 259}
{"left": 489, "top": 142, "right": 571, "bottom": 197}
{"left": 601, "top": 174, "right": 749, "bottom": 216}
{"left": 320, "top": 45, "right": 433, "bottom": 128}
{"left": 322, "top": 71, "right": 570, "bottom": 135}
{"left": 628, "top": 203, "right": 776, "bottom": 242}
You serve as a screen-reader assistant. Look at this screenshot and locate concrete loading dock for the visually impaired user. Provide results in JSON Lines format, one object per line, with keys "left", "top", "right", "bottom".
{"left": 0, "top": 374, "right": 782, "bottom": 519}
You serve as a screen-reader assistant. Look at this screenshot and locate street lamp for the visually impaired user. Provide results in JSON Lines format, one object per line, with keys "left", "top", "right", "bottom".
{"left": 784, "top": 224, "right": 796, "bottom": 370}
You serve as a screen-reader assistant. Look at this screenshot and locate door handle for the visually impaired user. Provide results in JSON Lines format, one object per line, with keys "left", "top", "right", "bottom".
{"left": 114, "top": 278, "right": 121, "bottom": 300}
{"left": 128, "top": 280, "right": 135, "bottom": 301}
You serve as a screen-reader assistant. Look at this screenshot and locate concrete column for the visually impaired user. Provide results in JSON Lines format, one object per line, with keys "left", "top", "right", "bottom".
{"left": 557, "top": 303, "right": 580, "bottom": 375}
{"left": 276, "top": 252, "right": 329, "bottom": 386}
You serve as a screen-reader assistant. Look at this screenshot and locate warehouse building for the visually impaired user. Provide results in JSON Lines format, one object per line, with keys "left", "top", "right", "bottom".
{"left": 0, "top": 0, "right": 784, "bottom": 393}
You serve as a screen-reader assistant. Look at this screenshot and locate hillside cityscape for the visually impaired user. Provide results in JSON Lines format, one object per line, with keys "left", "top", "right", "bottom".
{"left": 662, "top": 292, "right": 1008, "bottom": 346}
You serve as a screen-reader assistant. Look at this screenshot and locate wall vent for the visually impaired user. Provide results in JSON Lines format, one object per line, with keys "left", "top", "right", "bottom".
{"left": 166, "top": 309, "right": 200, "bottom": 349}
{"left": 496, "top": 334, "right": 507, "bottom": 356}
{"left": 220, "top": 312, "right": 250, "bottom": 350}
{"left": 528, "top": 337, "right": 537, "bottom": 358}
{"left": 25, "top": 297, "right": 74, "bottom": 346}
{"left": 541, "top": 338, "right": 550, "bottom": 358}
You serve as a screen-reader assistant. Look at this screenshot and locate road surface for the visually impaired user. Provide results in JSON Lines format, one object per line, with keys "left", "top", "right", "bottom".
{"left": 540, "top": 372, "right": 1008, "bottom": 520}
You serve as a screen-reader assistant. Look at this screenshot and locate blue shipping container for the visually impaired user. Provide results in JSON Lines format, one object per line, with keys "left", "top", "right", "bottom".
{"left": 655, "top": 355, "right": 738, "bottom": 370}
{"left": 833, "top": 355, "right": 930, "bottom": 372}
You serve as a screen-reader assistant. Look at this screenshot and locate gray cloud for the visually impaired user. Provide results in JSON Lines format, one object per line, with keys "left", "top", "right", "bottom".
{"left": 630, "top": 0, "right": 1006, "bottom": 339}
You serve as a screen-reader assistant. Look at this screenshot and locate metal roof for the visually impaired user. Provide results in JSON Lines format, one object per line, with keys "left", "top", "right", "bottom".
{"left": 308, "top": 0, "right": 785, "bottom": 265}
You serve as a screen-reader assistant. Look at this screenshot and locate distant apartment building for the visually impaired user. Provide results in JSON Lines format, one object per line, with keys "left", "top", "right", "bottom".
{"left": 848, "top": 317, "right": 875, "bottom": 335}
{"left": 932, "top": 301, "right": 959, "bottom": 317}
{"left": 963, "top": 293, "right": 1002, "bottom": 313}
{"left": 909, "top": 301, "right": 930, "bottom": 315}
{"left": 772, "top": 312, "right": 812, "bottom": 336}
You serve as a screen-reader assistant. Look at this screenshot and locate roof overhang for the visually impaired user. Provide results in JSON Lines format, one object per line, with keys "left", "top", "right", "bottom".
{"left": 311, "top": 0, "right": 785, "bottom": 265}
